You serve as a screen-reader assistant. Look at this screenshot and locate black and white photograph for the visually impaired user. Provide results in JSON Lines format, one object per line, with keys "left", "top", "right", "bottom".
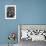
{"left": 5, "top": 5, "right": 16, "bottom": 19}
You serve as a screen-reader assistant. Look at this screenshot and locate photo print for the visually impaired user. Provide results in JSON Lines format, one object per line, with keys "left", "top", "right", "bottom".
{"left": 5, "top": 5, "right": 16, "bottom": 19}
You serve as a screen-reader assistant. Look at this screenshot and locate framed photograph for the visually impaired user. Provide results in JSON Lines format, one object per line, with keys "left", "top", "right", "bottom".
{"left": 5, "top": 5, "right": 16, "bottom": 19}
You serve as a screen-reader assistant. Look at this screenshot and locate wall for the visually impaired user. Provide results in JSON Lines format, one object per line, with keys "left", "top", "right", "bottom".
{"left": 0, "top": 0, "right": 46, "bottom": 44}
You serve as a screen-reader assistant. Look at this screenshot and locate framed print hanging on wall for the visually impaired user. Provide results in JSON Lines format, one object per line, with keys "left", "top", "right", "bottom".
{"left": 5, "top": 5, "right": 16, "bottom": 19}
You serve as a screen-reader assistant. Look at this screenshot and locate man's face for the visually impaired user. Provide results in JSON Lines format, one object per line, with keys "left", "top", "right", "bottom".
{"left": 7, "top": 7, "right": 15, "bottom": 17}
